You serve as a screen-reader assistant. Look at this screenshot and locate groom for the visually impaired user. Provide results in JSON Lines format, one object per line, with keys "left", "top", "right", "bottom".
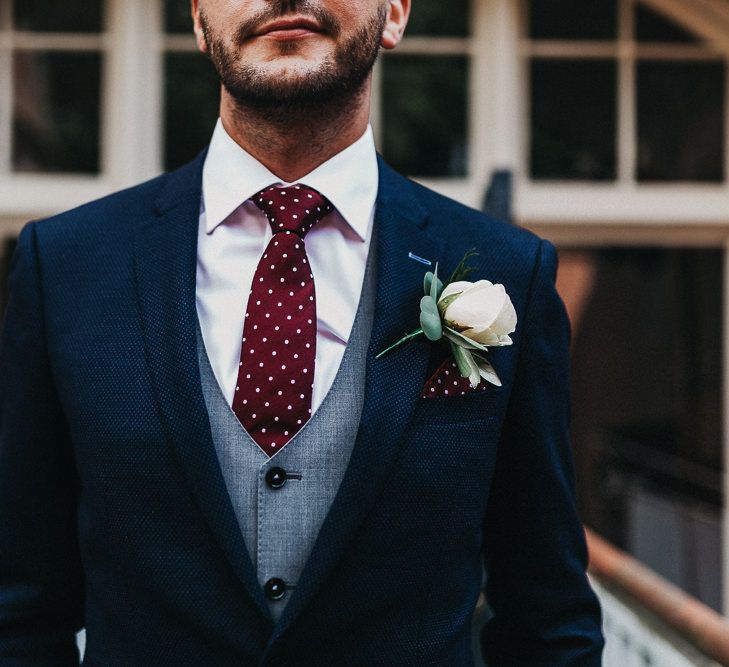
{"left": 0, "top": 0, "right": 604, "bottom": 664}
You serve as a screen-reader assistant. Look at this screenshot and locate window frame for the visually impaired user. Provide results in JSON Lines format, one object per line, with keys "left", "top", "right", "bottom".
{"left": 0, "top": 0, "right": 163, "bottom": 223}
{"left": 517, "top": 0, "right": 729, "bottom": 227}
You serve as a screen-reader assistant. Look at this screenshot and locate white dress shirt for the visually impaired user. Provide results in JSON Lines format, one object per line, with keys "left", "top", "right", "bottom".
{"left": 196, "top": 119, "right": 379, "bottom": 414}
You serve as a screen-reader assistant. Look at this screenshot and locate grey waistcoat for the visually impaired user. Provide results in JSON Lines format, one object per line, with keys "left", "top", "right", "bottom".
{"left": 197, "top": 243, "right": 376, "bottom": 621}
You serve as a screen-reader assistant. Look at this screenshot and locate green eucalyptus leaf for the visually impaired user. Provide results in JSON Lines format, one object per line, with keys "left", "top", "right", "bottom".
{"left": 424, "top": 272, "right": 434, "bottom": 298}
{"left": 430, "top": 264, "right": 438, "bottom": 300}
{"left": 474, "top": 355, "right": 502, "bottom": 387}
{"left": 443, "top": 327, "right": 489, "bottom": 352}
{"left": 420, "top": 295, "right": 443, "bottom": 341}
{"left": 451, "top": 343, "right": 481, "bottom": 388}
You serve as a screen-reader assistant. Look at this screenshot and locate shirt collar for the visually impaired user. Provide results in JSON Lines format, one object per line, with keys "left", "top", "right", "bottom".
{"left": 202, "top": 118, "right": 378, "bottom": 240}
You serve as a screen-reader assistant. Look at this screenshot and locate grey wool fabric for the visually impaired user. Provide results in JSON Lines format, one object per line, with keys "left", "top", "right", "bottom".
{"left": 197, "top": 237, "right": 377, "bottom": 621}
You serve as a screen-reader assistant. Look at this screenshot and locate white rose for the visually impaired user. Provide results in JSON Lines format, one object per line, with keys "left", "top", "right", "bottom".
{"left": 438, "top": 280, "right": 517, "bottom": 346}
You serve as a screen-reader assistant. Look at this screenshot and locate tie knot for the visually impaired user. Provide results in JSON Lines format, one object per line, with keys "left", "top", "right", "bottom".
{"left": 252, "top": 184, "right": 333, "bottom": 238}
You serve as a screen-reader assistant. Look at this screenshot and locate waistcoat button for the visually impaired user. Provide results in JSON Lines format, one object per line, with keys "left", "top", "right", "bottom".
{"left": 265, "top": 467, "right": 287, "bottom": 489}
{"left": 264, "top": 577, "right": 287, "bottom": 601}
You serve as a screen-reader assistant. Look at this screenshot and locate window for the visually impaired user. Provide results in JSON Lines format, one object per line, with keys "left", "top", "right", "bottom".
{"left": 0, "top": 0, "right": 105, "bottom": 175}
{"left": 525, "top": 0, "right": 727, "bottom": 184}
{"left": 162, "top": 0, "right": 219, "bottom": 171}
{"left": 376, "top": 0, "right": 472, "bottom": 178}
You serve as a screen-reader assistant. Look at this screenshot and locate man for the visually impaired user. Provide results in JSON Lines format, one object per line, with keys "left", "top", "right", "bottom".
{"left": 0, "top": 0, "right": 604, "bottom": 664}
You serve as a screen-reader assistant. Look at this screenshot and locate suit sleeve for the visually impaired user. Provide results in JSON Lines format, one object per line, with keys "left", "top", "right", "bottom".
{"left": 0, "top": 222, "right": 84, "bottom": 665}
{"left": 480, "top": 240, "right": 604, "bottom": 666}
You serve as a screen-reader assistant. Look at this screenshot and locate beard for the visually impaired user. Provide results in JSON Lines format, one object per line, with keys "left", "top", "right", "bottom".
{"left": 200, "top": 1, "right": 388, "bottom": 117}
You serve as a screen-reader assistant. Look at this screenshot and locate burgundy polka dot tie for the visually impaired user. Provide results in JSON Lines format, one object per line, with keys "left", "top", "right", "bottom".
{"left": 232, "top": 184, "right": 334, "bottom": 456}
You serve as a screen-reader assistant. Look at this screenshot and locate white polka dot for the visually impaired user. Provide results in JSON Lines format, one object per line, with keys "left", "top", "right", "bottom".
{"left": 255, "top": 387, "right": 260, "bottom": 393}
{"left": 288, "top": 405, "right": 292, "bottom": 410}
{"left": 277, "top": 390, "right": 283, "bottom": 396}
{"left": 291, "top": 379, "right": 296, "bottom": 384}
{"left": 281, "top": 364, "right": 287, "bottom": 370}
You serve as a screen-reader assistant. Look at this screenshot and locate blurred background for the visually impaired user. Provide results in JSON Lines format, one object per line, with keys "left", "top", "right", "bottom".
{"left": 1, "top": 0, "right": 729, "bottom": 664}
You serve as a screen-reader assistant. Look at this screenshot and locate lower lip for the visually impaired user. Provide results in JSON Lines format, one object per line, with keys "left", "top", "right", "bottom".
{"left": 259, "top": 28, "right": 320, "bottom": 41}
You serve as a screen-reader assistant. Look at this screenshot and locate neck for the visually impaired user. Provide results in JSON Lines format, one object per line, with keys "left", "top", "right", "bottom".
{"left": 219, "top": 78, "right": 372, "bottom": 183}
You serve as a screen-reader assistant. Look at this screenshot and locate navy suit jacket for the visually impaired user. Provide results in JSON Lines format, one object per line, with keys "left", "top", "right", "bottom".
{"left": 0, "top": 152, "right": 604, "bottom": 665}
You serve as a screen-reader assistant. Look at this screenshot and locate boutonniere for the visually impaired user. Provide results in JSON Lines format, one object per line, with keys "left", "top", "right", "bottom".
{"left": 376, "top": 250, "right": 517, "bottom": 388}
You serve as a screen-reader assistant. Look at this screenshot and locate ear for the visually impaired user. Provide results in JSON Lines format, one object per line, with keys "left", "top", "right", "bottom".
{"left": 381, "top": 0, "right": 411, "bottom": 50}
{"left": 191, "top": 0, "right": 208, "bottom": 54}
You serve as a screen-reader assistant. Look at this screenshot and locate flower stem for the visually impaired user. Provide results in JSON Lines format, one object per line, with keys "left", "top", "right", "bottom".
{"left": 375, "top": 328, "right": 425, "bottom": 359}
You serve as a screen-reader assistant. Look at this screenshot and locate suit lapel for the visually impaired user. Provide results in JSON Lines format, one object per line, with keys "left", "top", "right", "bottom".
{"left": 270, "top": 158, "right": 445, "bottom": 643}
{"left": 133, "top": 153, "right": 273, "bottom": 626}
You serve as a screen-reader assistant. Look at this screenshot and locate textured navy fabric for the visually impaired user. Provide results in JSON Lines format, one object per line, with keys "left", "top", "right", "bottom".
{"left": 0, "top": 151, "right": 604, "bottom": 665}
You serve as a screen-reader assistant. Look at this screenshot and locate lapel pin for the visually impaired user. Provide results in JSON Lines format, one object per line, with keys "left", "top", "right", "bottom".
{"left": 408, "top": 252, "right": 432, "bottom": 266}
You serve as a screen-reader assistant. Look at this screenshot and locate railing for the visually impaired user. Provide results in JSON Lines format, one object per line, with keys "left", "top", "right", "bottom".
{"left": 586, "top": 528, "right": 729, "bottom": 667}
